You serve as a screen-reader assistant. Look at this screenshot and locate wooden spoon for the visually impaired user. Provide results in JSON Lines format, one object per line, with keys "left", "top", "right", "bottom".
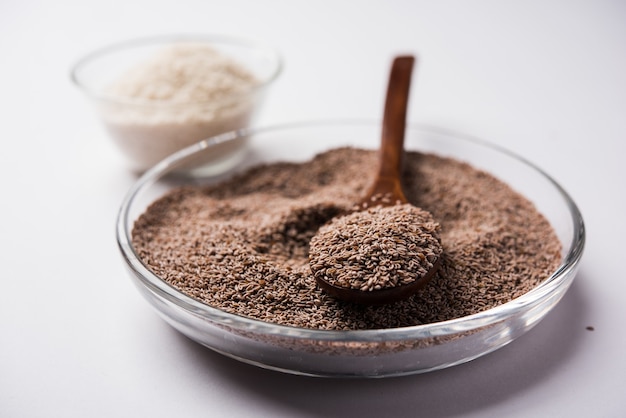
{"left": 309, "top": 56, "right": 442, "bottom": 305}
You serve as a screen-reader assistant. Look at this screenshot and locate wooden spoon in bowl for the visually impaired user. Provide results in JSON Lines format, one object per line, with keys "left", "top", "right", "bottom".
{"left": 308, "top": 56, "right": 443, "bottom": 305}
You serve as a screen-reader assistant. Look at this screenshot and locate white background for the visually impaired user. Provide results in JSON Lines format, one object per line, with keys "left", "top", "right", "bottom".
{"left": 1, "top": 0, "right": 625, "bottom": 416}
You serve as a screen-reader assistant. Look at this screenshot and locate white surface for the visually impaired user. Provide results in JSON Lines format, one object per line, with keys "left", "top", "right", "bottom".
{"left": 1, "top": 0, "right": 625, "bottom": 416}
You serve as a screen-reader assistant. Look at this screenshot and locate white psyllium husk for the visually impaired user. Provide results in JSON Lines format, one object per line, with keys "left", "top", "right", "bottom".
{"left": 102, "top": 43, "right": 259, "bottom": 171}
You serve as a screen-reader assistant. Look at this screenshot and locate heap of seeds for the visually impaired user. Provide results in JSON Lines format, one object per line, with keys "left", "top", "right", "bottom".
{"left": 309, "top": 204, "right": 442, "bottom": 291}
{"left": 132, "top": 147, "right": 562, "bottom": 330}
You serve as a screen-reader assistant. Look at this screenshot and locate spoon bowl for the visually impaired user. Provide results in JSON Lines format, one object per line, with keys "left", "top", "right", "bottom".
{"left": 315, "top": 256, "right": 442, "bottom": 305}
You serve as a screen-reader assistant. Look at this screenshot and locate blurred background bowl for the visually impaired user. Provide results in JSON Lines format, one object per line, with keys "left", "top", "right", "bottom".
{"left": 71, "top": 33, "right": 282, "bottom": 174}
{"left": 117, "top": 120, "right": 584, "bottom": 378}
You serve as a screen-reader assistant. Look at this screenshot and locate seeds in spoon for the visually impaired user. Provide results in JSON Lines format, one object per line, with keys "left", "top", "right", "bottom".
{"left": 308, "top": 204, "right": 443, "bottom": 291}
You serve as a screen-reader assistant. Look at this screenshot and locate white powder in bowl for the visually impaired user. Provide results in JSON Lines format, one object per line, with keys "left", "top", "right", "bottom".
{"left": 101, "top": 43, "right": 261, "bottom": 172}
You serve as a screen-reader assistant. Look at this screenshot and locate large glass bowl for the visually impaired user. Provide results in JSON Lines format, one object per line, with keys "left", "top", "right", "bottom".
{"left": 116, "top": 121, "right": 585, "bottom": 378}
{"left": 71, "top": 34, "right": 282, "bottom": 173}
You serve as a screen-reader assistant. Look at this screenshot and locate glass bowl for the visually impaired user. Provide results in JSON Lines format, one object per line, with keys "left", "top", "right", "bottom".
{"left": 116, "top": 121, "right": 585, "bottom": 378}
{"left": 71, "top": 34, "right": 282, "bottom": 174}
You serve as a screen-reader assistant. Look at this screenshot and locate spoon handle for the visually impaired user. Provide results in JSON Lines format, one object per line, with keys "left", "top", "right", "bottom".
{"left": 361, "top": 55, "right": 415, "bottom": 207}
{"left": 379, "top": 55, "right": 414, "bottom": 184}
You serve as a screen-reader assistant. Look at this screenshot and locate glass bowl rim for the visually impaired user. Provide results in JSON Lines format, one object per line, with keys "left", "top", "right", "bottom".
{"left": 70, "top": 33, "right": 283, "bottom": 107}
{"left": 116, "top": 119, "right": 585, "bottom": 342}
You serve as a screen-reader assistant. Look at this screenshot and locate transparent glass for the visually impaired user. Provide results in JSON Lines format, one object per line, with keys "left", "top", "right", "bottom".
{"left": 71, "top": 34, "right": 282, "bottom": 173}
{"left": 116, "top": 121, "right": 585, "bottom": 378}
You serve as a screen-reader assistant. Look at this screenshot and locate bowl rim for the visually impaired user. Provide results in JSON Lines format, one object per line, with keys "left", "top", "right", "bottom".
{"left": 70, "top": 33, "right": 283, "bottom": 107}
{"left": 116, "top": 120, "right": 585, "bottom": 342}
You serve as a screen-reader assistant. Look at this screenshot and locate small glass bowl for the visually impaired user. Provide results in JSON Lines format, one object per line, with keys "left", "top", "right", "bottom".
{"left": 116, "top": 121, "right": 585, "bottom": 378}
{"left": 71, "top": 34, "right": 282, "bottom": 174}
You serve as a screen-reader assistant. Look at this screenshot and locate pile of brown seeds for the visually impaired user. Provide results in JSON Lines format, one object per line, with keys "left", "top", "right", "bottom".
{"left": 132, "top": 147, "right": 562, "bottom": 330}
{"left": 309, "top": 204, "right": 442, "bottom": 291}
